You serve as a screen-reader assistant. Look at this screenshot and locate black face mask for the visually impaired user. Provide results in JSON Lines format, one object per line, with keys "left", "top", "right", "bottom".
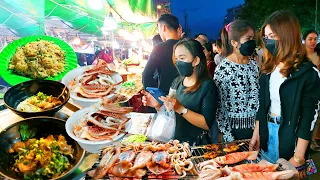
{"left": 176, "top": 60, "right": 194, "bottom": 77}
{"left": 239, "top": 40, "right": 256, "bottom": 56}
{"left": 264, "top": 39, "right": 279, "bottom": 57}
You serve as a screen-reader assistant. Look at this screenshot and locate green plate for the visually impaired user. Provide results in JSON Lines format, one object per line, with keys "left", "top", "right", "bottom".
{"left": 0, "top": 36, "right": 77, "bottom": 86}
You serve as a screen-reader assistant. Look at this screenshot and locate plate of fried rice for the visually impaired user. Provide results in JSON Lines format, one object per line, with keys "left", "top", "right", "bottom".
{"left": 0, "top": 36, "right": 77, "bottom": 86}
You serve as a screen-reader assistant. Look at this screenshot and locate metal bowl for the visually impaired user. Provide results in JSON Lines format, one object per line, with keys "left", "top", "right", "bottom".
{"left": 4, "top": 80, "right": 70, "bottom": 117}
{"left": 0, "top": 117, "right": 85, "bottom": 180}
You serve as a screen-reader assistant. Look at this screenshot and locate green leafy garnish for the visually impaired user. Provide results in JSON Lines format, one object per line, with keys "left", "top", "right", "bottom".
{"left": 19, "top": 125, "right": 37, "bottom": 141}
{"left": 122, "top": 81, "right": 135, "bottom": 90}
{"left": 124, "top": 134, "right": 147, "bottom": 143}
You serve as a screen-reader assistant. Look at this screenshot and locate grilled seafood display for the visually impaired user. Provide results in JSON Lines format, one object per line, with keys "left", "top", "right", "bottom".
{"left": 192, "top": 144, "right": 222, "bottom": 151}
{"left": 198, "top": 157, "right": 295, "bottom": 180}
{"left": 223, "top": 143, "right": 244, "bottom": 153}
{"left": 214, "top": 151, "right": 258, "bottom": 165}
{"left": 73, "top": 102, "right": 133, "bottom": 141}
{"left": 89, "top": 140, "right": 197, "bottom": 179}
{"left": 69, "top": 60, "right": 121, "bottom": 99}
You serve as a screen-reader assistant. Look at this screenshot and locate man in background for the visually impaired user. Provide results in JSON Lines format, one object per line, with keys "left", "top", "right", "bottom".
{"left": 142, "top": 14, "right": 181, "bottom": 95}
{"left": 195, "top": 33, "right": 209, "bottom": 46}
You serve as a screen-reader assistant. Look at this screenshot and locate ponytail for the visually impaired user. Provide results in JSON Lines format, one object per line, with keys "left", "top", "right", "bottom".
{"left": 221, "top": 27, "right": 232, "bottom": 57}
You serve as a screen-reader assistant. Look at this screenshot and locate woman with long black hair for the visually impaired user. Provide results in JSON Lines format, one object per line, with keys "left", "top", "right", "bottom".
{"left": 142, "top": 39, "right": 219, "bottom": 145}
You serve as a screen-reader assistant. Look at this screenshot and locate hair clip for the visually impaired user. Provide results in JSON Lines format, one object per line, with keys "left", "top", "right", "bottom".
{"left": 225, "top": 22, "right": 232, "bottom": 32}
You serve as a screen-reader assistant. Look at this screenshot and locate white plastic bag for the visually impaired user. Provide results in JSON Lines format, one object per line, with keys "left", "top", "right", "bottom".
{"left": 148, "top": 106, "right": 176, "bottom": 142}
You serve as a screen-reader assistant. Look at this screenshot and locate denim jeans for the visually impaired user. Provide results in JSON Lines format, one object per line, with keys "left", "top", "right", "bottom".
{"left": 262, "top": 115, "right": 281, "bottom": 163}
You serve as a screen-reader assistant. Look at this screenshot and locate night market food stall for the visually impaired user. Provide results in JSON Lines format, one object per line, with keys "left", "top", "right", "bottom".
{"left": 0, "top": 0, "right": 302, "bottom": 180}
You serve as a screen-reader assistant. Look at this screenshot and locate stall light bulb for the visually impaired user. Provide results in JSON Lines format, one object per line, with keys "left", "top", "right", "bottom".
{"left": 103, "top": 14, "right": 117, "bottom": 30}
{"left": 88, "top": 0, "right": 103, "bottom": 10}
{"left": 72, "top": 36, "right": 81, "bottom": 45}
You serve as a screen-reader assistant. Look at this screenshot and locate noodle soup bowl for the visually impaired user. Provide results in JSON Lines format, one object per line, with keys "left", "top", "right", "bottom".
{"left": 4, "top": 80, "right": 70, "bottom": 117}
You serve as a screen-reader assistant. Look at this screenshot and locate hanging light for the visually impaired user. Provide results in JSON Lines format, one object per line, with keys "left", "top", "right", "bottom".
{"left": 113, "top": 41, "right": 119, "bottom": 49}
{"left": 157, "top": 4, "right": 162, "bottom": 9}
{"left": 72, "top": 35, "right": 81, "bottom": 45}
{"left": 88, "top": 0, "right": 104, "bottom": 10}
{"left": 101, "top": 12, "right": 117, "bottom": 31}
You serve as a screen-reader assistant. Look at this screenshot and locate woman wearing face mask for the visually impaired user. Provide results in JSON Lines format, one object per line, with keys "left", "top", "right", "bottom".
{"left": 214, "top": 20, "right": 259, "bottom": 142}
{"left": 250, "top": 11, "right": 320, "bottom": 179}
{"left": 142, "top": 39, "right": 219, "bottom": 145}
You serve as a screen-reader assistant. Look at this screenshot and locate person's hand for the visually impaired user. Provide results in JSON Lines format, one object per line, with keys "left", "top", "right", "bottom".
{"left": 289, "top": 156, "right": 307, "bottom": 180}
{"left": 177, "top": 25, "right": 185, "bottom": 39}
{"left": 249, "top": 130, "right": 260, "bottom": 151}
{"left": 159, "top": 96, "right": 183, "bottom": 114}
{"left": 141, "top": 90, "right": 161, "bottom": 110}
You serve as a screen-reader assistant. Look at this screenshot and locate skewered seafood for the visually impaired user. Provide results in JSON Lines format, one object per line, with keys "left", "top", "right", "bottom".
{"left": 192, "top": 151, "right": 223, "bottom": 159}
{"left": 147, "top": 151, "right": 171, "bottom": 175}
{"left": 130, "top": 151, "right": 153, "bottom": 171}
{"left": 214, "top": 151, "right": 258, "bottom": 165}
{"left": 223, "top": 143, "right": 244, "bottom": 153}
{"left": 93, "top": 145, "right": 121, "bottom": 180}
{"left": 192, "top": 144, "right": 222, "bottom": 151}
{"left": 73, "top": 103, "right": 133, "bottom": 141}
{"left": 108, "top": 150, "right": 136, "bottom": 177}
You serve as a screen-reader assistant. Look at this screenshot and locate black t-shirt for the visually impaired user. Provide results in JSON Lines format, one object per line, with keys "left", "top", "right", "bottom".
{"left": 142, "top": 39, "right": 179, "bottom": 95}
{"left": 171, "top": 77, "right": 218, "bottom": 144}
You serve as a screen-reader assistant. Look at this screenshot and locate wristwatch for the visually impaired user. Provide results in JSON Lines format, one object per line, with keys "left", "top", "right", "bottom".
{"left": 179, "top": 107, "right": 188, "bottom": 116}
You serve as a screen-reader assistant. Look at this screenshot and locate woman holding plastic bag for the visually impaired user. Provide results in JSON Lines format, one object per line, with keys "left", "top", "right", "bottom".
{"left": 142, "top": 38, "right": 219, "bottom": 145}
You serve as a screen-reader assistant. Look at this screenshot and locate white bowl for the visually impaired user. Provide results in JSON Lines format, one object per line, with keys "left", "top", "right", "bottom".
{"left": 61, "top": 65, "right": 122, "bottom": 107}
{"left": 65, "top": 106, "right": 131, "bottom": 153}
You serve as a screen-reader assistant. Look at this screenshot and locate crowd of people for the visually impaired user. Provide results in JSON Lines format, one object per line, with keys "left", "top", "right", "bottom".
{"left": 141, "top": 11, "right": 320, "bottom": 179}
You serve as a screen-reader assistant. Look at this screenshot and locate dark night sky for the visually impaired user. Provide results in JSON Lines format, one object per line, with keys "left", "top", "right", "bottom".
{"left": 171, "top": 0, "right": 244, "bottom": 40}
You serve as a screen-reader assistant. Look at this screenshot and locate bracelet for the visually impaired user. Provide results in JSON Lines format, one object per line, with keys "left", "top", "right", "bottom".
{"left": 294, "top": 154, "right": 305, "bottom": 164}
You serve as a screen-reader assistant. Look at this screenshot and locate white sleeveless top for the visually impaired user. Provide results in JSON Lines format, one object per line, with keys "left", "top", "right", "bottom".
{"left": 269, "top": 67, "right": 287, "bottom": 115}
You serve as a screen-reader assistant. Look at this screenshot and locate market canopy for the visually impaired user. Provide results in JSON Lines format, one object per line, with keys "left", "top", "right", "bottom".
{"left": 0, "top": 0, "right": 158, "bottom": 38}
